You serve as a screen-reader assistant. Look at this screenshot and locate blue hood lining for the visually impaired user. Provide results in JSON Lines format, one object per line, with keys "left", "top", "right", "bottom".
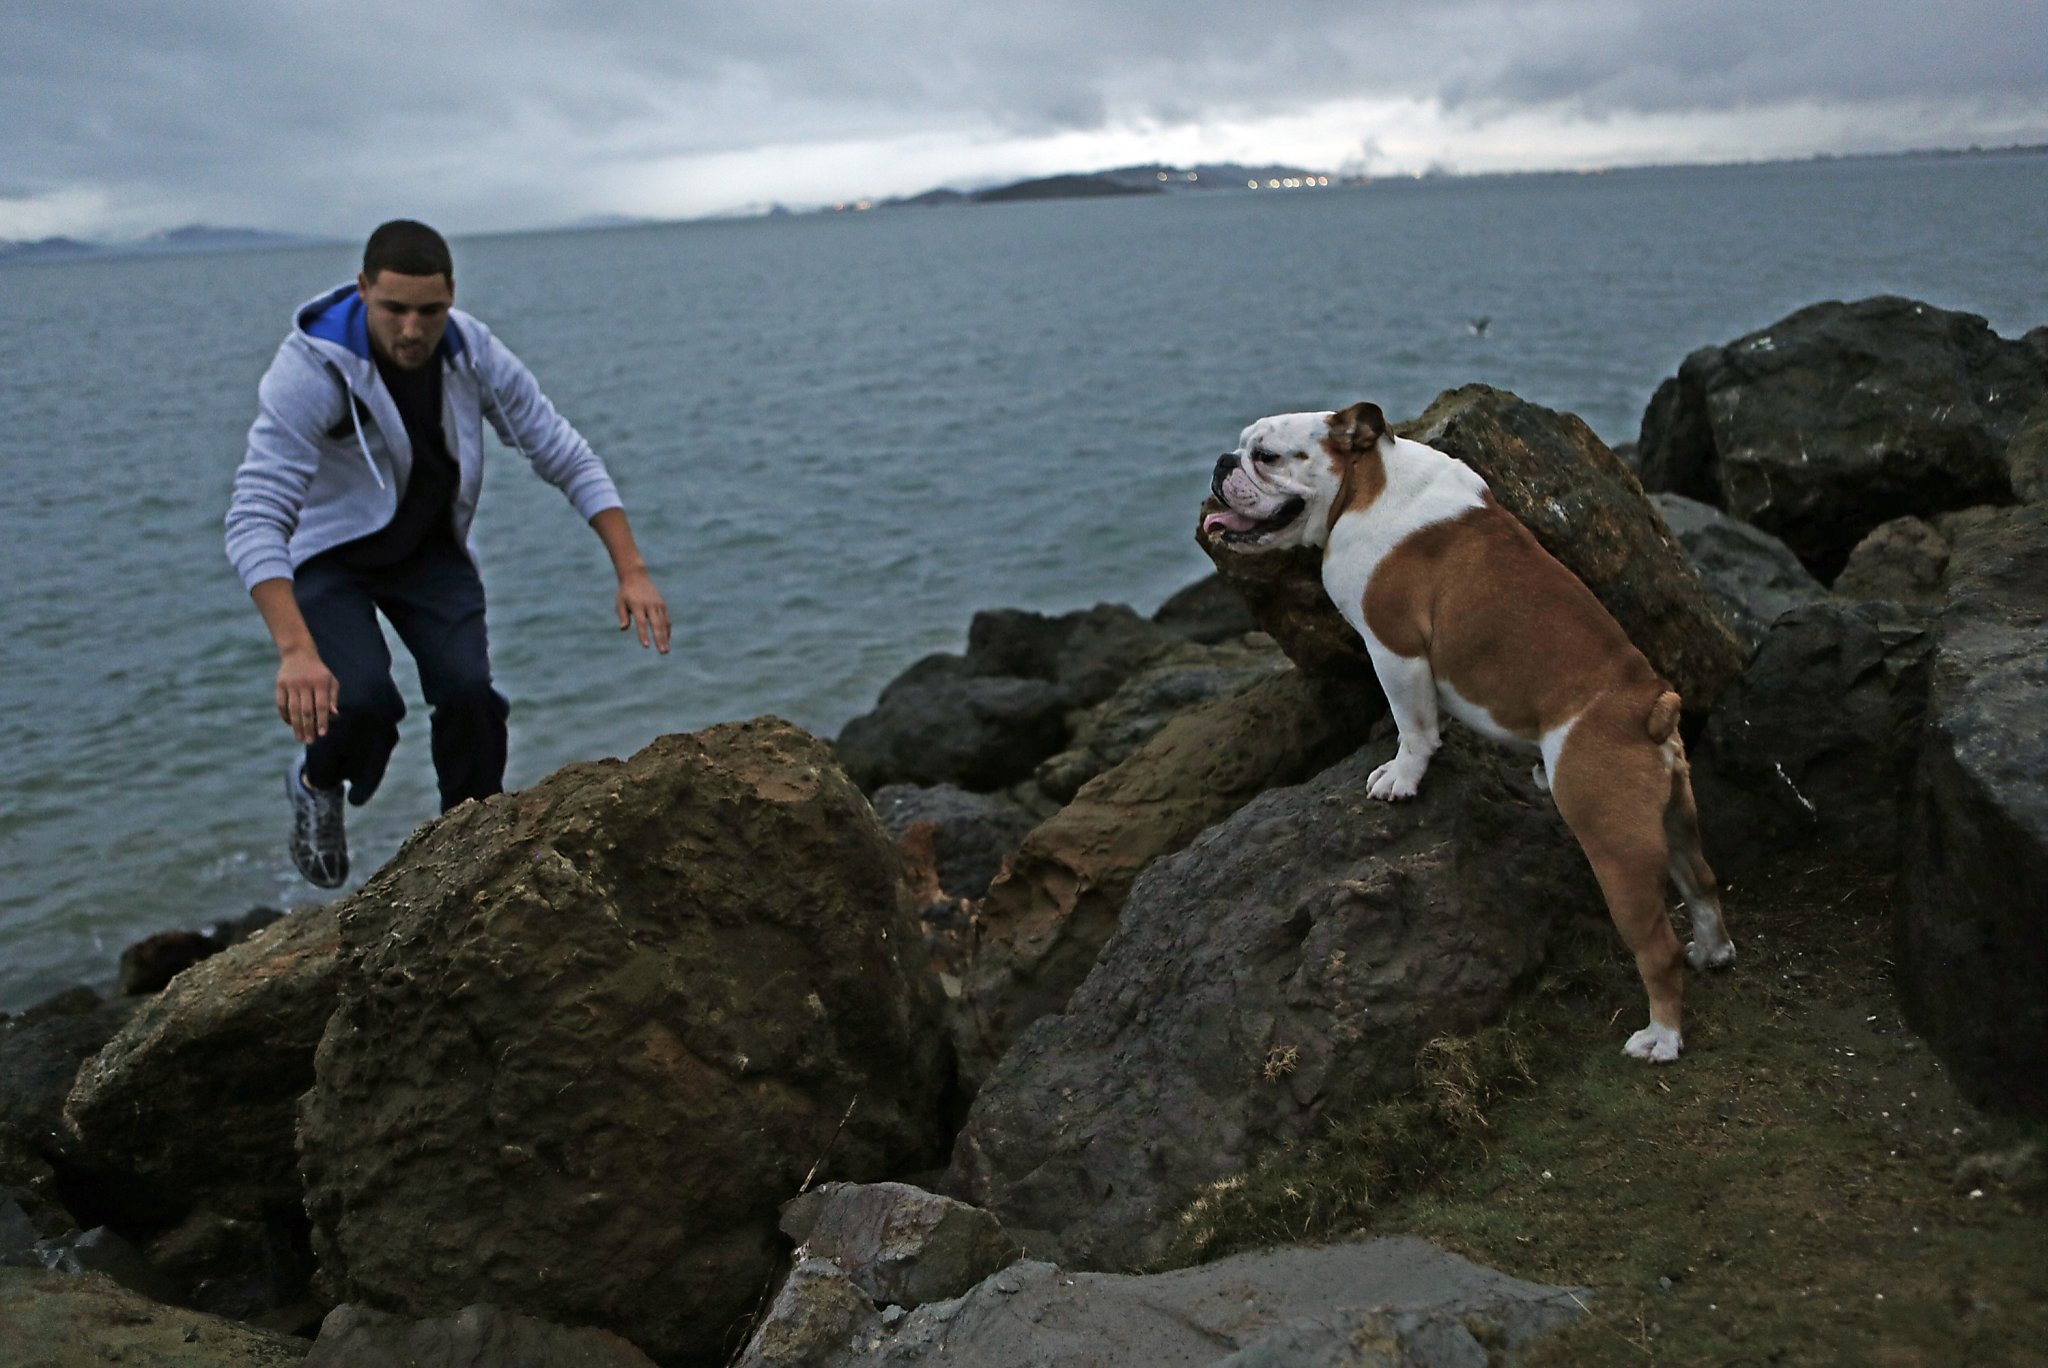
{"left": 297, "top": 284, "right": 468, "bottom": 363}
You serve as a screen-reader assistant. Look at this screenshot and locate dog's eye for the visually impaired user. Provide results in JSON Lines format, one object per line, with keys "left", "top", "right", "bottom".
{"left": 1251, "top": 449, "right": 1277, "bottom": 464}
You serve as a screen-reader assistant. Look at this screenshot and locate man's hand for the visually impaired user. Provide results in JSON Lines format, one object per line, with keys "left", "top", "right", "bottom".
{"left": 277, "top": 645, "right": 341, "bottom": 743}
{"left": 616, "top": 568, "right": 672, "bottom": 653}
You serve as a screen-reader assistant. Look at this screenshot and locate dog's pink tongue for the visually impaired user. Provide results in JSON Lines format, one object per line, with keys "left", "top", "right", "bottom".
{"left": 1203, "top": 509, "right": 1259, "bottom": 535}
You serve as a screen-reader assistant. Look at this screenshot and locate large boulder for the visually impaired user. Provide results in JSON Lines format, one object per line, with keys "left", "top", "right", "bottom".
{"left": 297, "top": 719, "right": 954, "bottom": 1368}
{"left": 952, "top": 733, "right": 1593, "bottom": 1270}
{"left": 739, "top": 1241, "right": 1585, "bottom": 1368}
{"left": 1199, "top": 386, "right": 1744, "bottom": 715}
{"left": 63, "top": 907, "right": 340, "bottom": 1222}
{"left": 1689, "top": 600, "right": 1936, "bottom": 881}
{"left": 1650, "top": 492, "right": 1828, "bottom": 653}
{"left": 1898, "top": 505, "right": 2048, "bottom": 1116}
{"left": 954, "top": 669, "right": 1376, "bottom": 1085}
{"left": 0, "top": 989, "right": 135, "bottom": 1167}
{"left": 834, "top": 605, "right": 1180, "bottom": 793}
{"left": 776, "top": 1182, "right": 1020, "bottom": 1309}
{"left": 1636, "top": 297, "right": 2048, "bottom": 579}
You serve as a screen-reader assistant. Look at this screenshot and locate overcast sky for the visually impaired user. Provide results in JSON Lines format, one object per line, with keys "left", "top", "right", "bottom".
{"left": 4, "top": 0, "right": 2045, "bottom": 241}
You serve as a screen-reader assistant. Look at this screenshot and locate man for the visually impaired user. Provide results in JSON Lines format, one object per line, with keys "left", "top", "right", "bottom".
{"left": 226, "top": 219, "right": 669, "bottom": 888}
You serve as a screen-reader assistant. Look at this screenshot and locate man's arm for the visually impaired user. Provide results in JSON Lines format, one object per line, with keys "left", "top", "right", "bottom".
{"left": 251, "top": 578, "right": 340, "bottom": 742}
{"left": 590, "top": 507, "right": 671, "bottom": 654}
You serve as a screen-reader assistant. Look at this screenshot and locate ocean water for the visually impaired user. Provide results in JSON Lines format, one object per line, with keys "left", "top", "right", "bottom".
{"left": 2, "top": 153, "right": 2045, "bottom": 1010}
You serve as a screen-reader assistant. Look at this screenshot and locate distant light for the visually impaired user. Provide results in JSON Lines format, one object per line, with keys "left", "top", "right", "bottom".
{"left": 1186, "top": 172, "right": 1198, "bottom": 181}
{"left": 1157, "top": 171, "right": 1169, "bottom": 181}
{"left": 1317, "top": 177, "right": 1329, "bottom": 186}
{"left": 1267, "top": 178, "right": 1280, "bottom": 188}
{"left": 1247, "top": 180, "right": 1258, "bottom": 189}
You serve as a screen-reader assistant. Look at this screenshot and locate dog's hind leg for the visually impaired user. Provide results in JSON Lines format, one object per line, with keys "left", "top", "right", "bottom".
{"left": 1662, "top": 738, "right": 1735, "bottom": 971}
{"left": 1553, "top": 723, "right": 1688, "bottom": 1062}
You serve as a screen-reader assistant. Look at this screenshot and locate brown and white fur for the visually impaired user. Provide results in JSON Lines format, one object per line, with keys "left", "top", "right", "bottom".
{"left": 1203, "top": 401, "right": 1735, "bottom": 1062}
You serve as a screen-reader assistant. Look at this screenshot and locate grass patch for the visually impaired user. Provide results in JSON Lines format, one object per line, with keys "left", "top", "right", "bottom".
{"left": 1160, "top": 855, "right": 2048, "bottom": 1365}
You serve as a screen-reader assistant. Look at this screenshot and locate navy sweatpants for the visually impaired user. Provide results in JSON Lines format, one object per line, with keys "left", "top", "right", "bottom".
{"left": 293, "top": 540, "right": 509, "bottom": 813}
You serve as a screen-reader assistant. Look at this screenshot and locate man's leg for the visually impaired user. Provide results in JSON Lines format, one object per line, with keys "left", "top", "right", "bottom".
{"left": 293, "top": 557, "right": 408, "bottom": 804}
{"left": 377, "top": 544, "right": 508, "bottom": 813}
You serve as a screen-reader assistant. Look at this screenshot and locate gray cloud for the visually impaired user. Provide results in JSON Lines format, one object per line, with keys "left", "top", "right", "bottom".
{"left": 2, "top": 0, "right": 2042, "bottom": 237}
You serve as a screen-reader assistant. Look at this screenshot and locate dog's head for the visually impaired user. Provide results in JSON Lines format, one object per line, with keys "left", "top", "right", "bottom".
{"left": 1202, "top": 401, "right": 1390, "bottom": 552}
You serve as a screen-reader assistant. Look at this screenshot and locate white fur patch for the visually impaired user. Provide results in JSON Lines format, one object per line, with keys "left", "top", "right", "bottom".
{"left": 1623, "top": 1022, "right": 1683, "bottom": 1063}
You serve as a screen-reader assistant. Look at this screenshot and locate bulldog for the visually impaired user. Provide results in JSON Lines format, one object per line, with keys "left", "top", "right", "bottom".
{"left": 1202, "top": 401, "right": 1735, "bottom": 1062}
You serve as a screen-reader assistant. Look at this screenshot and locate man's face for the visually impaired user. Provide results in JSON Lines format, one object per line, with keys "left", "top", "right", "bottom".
{"left": 357, "top": 269, "right": 453, "bottom": 370}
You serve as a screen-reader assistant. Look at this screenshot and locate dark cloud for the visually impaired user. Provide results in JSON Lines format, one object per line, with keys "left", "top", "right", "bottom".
{"left": 1, "top": 0, "right": 2042, "bottom": 236}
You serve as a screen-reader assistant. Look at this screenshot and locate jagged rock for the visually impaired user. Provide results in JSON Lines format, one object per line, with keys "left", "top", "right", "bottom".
{"left": 1690, "top": 601, "right": 1936, "bottom": 881}
{"left": 2008, "top": 395, "right": 2048, "bottom": 503}
{"left": 734, "top": 1257, "right": 883, "bottom": 1368}
{"left": 303, "top": 1303, "right": 658, "bottom": 1368}
{"left": 64, "top": 906, "right": 342, "bottom": 1220}
{"left": 1033, "top": 635, "right": 1290, "bottom": 803}
{"left": 1832, "top": 514, "right": 1954, "bottom": 606}
{"left": 869, "top": 785, "right": 1038, "bottom": 902}
{"left": 0, "top": 1266, "right": 310, "bottom": 1366}
{"left": 1650, "top": 492, "right": 1827, "bottom": 652}
{"left": 118, "top": 931, "right": 219, "bottom": 996}
{"left": 778, "top": 1182, "right": 1020, "bottom": 1309}
{"left": 1636, "top": 297, "right": 2048, "bottom": 579}
{"left": 1899, "top": 505, "right": 2048, "bottom": 1116}
{"left": 953, "top": 734, "right": 1593, "bottom": 1270}
{"left": 0, "top": 988, "right": 134, "bottom": 1162}
{"left": 1200, "top": 385, "right": 1744, "bottom": 715}
{"left": 1151, "top": 572, "right": 1259, "bottom": 643}
{"left": 955, "top": 668, "right": 1375, "bottom": 1086}
{"left": 297, "top": 720, "right": 954, "bottom": 1368}
{"left": 146, "top": 1204, "right": 318, "bottom": 1324}
{"left": 747, "top": 1241, "right": 1585, "bottom": 1367}
{"left": 0, "top": 1122, "right": 70, "bottom": 1238}
{"left": 835, "top": 605, "right": 1181, "bottom": 793}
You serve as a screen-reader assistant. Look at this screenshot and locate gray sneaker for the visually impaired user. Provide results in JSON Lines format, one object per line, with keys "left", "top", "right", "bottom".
{"left": 287, "top": 758, "right": 348, "bottom": 888}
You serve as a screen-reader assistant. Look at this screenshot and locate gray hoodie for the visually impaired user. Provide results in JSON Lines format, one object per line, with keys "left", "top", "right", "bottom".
{"left": 225, "top": 282, "right": 623, "bottom": 591}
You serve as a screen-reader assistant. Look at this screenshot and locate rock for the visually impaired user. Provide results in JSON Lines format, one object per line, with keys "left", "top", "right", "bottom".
{"left": 835, "top": 656, "right": 1069, "bottom": 792}
{"left": 1199, "top": 386, "right": 1744, "bottom": 715}
{"left": 1899, "top": 505, "right": 2048, "bottom": 1116}
{"left": 146, "top": 1204, "right": 318, "bottom": 1323}
{"left": 953, "top": 734, "right": 1593, "bottom": 1270}
{"left": 1650, "top": 492, "right": 1827, "bottom": 652}
{"left": 1636, "top": 297, "right": 2048, "bottom": 579}
{"left": 304, "top": 1303, "right": 658, "bottom": 1368}
{"left": 1689, "top": 601, "right": 1935, "bottom": 881}
{"left": 297, "top": 719, "right": 954, "bottom": 1368}
{"left": 118, "top": 931, "right": 219, "bottom": 996}
{"left": 1151, "top": 573, "right": 1259, "bottom": 643}
{"left": 749, "top": 1241, "right": 1584, "bottom": 1367}
{"left": 835, "top": 605, "right": 1182, "bottom": 793}
{"left": 1, "top": 1224, "right": 183, "bottom": 1305}
{"left": 0, "top": 1266, "right": 310, "bottom": 1366}
{"left": 1032, "top": 635, "right": 1291, "bottom": 804}
{"left": 1833, "top": 515, "right": 1954, "bottom": 607}
{"left": 734, "top": 1257, "right": 883, "bottom": 1368}
{"left": 64, "top": 905, "right": 342, "bottom": 1220}
{"left": 0, "top": 988, "right": 133, "bottom": 1160}
{"left": 869, "top": 785, "right": 1038, "bottom": 902}
{"left": 1, "top": 1196, "right": 38, "bottom": 1258}
{"left": 954, "top": 668, "right": 1376, "bottom": 1086}
{"left": 0, "top": 1122, "right": 71, "bottom": 1237}
{"left": 778, "top": 1182, "right": 1020, "bottom": 1309}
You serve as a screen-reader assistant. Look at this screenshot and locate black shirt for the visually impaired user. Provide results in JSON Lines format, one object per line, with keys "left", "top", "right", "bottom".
{"left": 320, "top": 352, "right": 460, "bottom": 568}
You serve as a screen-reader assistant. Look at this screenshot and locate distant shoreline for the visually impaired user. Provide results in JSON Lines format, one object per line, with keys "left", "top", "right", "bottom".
{"left": 8, "top": 141, "right": 2044, "bottom": 266}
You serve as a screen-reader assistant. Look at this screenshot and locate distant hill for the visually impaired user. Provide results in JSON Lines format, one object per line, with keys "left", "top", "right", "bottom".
{"left": 0, "top": 224, "right": 320, "bottom": 266}
{"left": 972, "top": 174, "right": 1163, "bottom": 204}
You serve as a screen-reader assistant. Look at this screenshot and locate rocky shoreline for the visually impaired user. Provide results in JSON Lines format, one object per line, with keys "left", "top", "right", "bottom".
{"left": 3, "top": 295, "right": 2043, "bottom": 1366}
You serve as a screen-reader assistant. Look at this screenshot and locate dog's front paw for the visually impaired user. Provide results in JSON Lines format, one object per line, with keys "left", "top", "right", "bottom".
{"left": 1622, "top": 1022, "right": 1683, "bottom": 1063}
{"left": 1687, "top": 939, "right": 1737, "bottom": 971}
{"left": 1367, "top": 757, "right": 1424, "bottom": 801}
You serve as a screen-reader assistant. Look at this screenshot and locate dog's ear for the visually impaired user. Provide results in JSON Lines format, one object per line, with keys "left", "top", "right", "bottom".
{"left": 1326, "top": 402, "right": 1389, "bottom": 454}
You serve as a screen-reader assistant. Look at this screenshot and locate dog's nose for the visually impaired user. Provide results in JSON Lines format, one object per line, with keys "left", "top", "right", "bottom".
{"left": 1212, "top": 453, "right": 1237, "bottom": 489}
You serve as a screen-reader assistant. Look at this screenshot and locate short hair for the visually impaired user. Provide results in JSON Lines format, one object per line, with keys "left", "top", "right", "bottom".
{"left": 362, "top": 220, "right": 453, "bottom": 283}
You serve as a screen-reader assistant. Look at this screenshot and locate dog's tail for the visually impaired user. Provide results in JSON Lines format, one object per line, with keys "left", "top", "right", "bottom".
{"left": 1646, "top": 690, "right": 1682, "bottom": 745}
